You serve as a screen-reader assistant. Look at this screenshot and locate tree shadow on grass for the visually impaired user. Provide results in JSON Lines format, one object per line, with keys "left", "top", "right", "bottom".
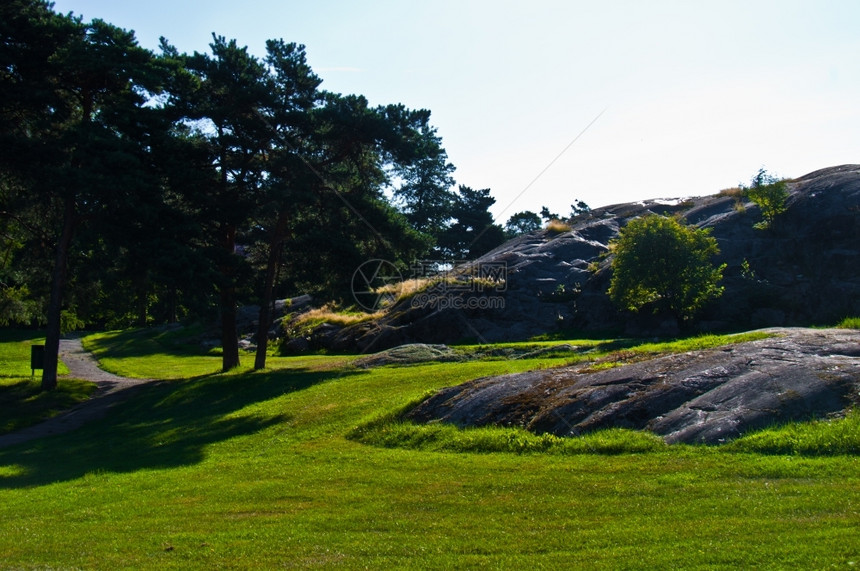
{"left": 81, "top": 326, "right": 225, "bottom": 360}
{"left": 0, "top": 377, "right": 96, "bottom": 434}
{"left": 0, "top": 365, "right": 362, "bottom": 488}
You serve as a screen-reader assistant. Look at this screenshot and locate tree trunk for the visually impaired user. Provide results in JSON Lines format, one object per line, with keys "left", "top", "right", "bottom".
{"left": 42, "top": 196, "right": 77, "bottom": 391}
{"left": 167, "top": 286, "right": 178, "bottom": 324}
{"left": 253, "top": 299, "right": 272, "bottom": 371}
{"left": 254, "top": 212, "right": 288, "bottom": 370}
{"left": 220, "top": 223, "right": 240, "bottom": 371}
{"left": 136, "top": 277, "right": 148, "bottom": 327}
{"left": 220, "top": 285, "right": 240, "bottom": 371}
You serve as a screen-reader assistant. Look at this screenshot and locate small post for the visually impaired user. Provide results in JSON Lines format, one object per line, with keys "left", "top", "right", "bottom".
{"left": 31, "top": 344, "right": 45, "bottom": 377}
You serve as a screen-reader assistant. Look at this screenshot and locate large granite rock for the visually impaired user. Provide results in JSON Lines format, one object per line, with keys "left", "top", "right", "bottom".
{"left": 405, "top": 328, "right": 860, "bottom": 444}
{"left": 292, "top": 165, "right": 860, "bottom": 352}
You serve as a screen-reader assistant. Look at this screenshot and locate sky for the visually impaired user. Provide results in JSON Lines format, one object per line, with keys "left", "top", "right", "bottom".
{"left": 51, "top": 0, "right": 860, "bottom": 222}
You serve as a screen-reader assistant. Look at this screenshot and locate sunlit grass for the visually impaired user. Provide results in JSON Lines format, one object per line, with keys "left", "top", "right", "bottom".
{"left": 453, "top": 330, "right": 774, "bottom": 372}
{"left": 725, "top": 409, "right": 860, "bottom": 456}
{"left": 0, "top": 329, "right": 69, "bottom": 377}
{"left": 374, "top": 276, "right": 435, "bottom": 304}
{"left": 83, "top": 328, "right": 224, "bottom": 379}
{"left": 376, "top": 274, "right": 508, "bottom": 308}
{"left": 84, "top": 328, "right": 355, "bottom": 379}
{"left": 0, "top": 326, "right": 857, "bottom": 568}
{"left": 349, "top": 399, "right": 668, "bottom": 455}
{"left": 545, "top": 219, "right": 572, "bottom": 233}
{"left": 292, "top": 303, "right": 384, "bottom": 330}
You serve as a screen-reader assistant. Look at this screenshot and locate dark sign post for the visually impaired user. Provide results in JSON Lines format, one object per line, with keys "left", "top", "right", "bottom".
{"left": 30, "top": 344, "right": 45, "bottom": 377}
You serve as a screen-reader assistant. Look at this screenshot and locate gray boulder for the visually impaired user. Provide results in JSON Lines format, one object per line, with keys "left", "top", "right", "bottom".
{"left": 353, "top": 343, "right": 463, "bottom": 368}
{"left": 405, "top": 328, "right": 860, "bottom": 444}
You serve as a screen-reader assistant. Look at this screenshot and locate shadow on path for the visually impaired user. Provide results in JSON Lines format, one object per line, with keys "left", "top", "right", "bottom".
{"left": 0, "top": 338, "right": 159, "bottom": 449}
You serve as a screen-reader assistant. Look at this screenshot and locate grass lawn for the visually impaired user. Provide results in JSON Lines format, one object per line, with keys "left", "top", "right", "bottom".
{"left": 0, "top": 330, "right": 95, "bottom": 435}
{"left": 0, "top": 327, "right": 857, "bottom": 569}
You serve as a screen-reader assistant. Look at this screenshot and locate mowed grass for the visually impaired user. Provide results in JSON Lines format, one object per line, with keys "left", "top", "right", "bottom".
{"left": 0, "top": 327, "right": 857, "bottom": 569}
{"left": 0, "top": 330, "right": 94, "bottom": 434}
{"left": 83, "top": 325, "right": 227, "bottom": 379}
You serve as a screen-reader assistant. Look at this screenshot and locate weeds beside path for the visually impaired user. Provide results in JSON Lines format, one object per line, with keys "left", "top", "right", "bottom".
{"left": 0, "top": 338, "right": 159, "bottom": 449}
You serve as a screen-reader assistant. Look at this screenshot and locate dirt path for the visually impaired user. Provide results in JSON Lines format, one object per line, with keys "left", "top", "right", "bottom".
{"left": 0, "top": 338, "right": 159, "bottom": 449}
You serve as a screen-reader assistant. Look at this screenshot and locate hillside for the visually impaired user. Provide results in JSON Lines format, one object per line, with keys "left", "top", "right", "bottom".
{"left": 295, "top": 165, "right": 860, "bottom": 352}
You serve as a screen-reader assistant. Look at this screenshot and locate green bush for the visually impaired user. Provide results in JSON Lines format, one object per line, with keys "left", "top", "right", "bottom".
{"left": 743, "top": 168, "right": 788, "bottom": 229}
{"left": 607, "top": 215, "right": 726, "bottom": 320}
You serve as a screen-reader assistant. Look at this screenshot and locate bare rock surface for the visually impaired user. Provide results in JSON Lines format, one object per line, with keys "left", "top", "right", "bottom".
{"left": 353, "top": 343, "right": 463, "bottom": 368}
{"left": 405, "top": 328, "right": 860, "bottom": 444}
{"left": 301, "top": 164, "right": 860, "bottom": 353}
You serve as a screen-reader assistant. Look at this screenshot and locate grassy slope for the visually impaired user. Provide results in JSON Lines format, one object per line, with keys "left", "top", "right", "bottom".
{"left": 0, "top": 328, "right": 857, "bottom": 569}
{"left": 0, "top": 331, "right": 94, "bottom": 434}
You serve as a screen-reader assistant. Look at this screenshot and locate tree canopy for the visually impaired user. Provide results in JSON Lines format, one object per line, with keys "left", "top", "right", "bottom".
{"left": 504, "top": 211, "right": 542, "bottom": 238}
{"left": 1, "top": 0, "right": 167, "bottom": 387}
{"left": 436, "top": 186, "right": 506, "bottom": 259}
{"left": 0, "top": 0, "right": 512, "bottom": 380}
{"left": 743, "top": 168, "right": 788, "bottom": 229}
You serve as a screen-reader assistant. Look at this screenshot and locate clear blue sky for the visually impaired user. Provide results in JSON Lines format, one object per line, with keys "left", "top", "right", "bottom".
{"left": 51, "top": 0, "right": 860, "bottom": 221}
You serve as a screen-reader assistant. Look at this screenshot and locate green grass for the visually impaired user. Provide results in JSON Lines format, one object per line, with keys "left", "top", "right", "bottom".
{"left": 350, "top": 411, "right": 668, "bottom": 455}
{"left": 0, "top": 377, "right": 96, "bottom": 435}
{"left": 452, "top": 330, "right": 773, "bottom": 369}
{"left": 83, "top": 326, "right": 228, "bottom": 379}
{"left": 725, "top": 410, "right": 860, "bottom": 456}
{"left": 83, "top": 325, "right": 352, "bottom": 379}
{"left": 837, "top": 316, "right": 860, "bottom": 329}
{"left": 0, "top": 329, "right": 70, "bottom": 377}
{"left": 624, "top": 330, "right": 772, "bottom": 355}
{"left": 348, "top": 390, "right": 668, "bottom": 456}
{"left": 0, "top": 330, "right": 94, "bottom": 434}
{"left": 0, "top": 326, "right": 857, "bottom": 569}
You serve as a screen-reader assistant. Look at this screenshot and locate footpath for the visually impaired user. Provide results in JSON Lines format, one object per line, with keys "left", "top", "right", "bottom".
{"left": 0, "top": 338, "right": 157, "bottom": 448}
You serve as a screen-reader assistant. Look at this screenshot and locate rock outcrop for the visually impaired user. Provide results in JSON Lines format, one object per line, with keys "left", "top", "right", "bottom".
{"left": 289, "top": 165, "right": 860, "bottom": 352}
{"left": 353, "top": 343, "right": 462, "bottom": 368}
{"left": 405, "top": 328, "right": 860, "bottom": 444}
